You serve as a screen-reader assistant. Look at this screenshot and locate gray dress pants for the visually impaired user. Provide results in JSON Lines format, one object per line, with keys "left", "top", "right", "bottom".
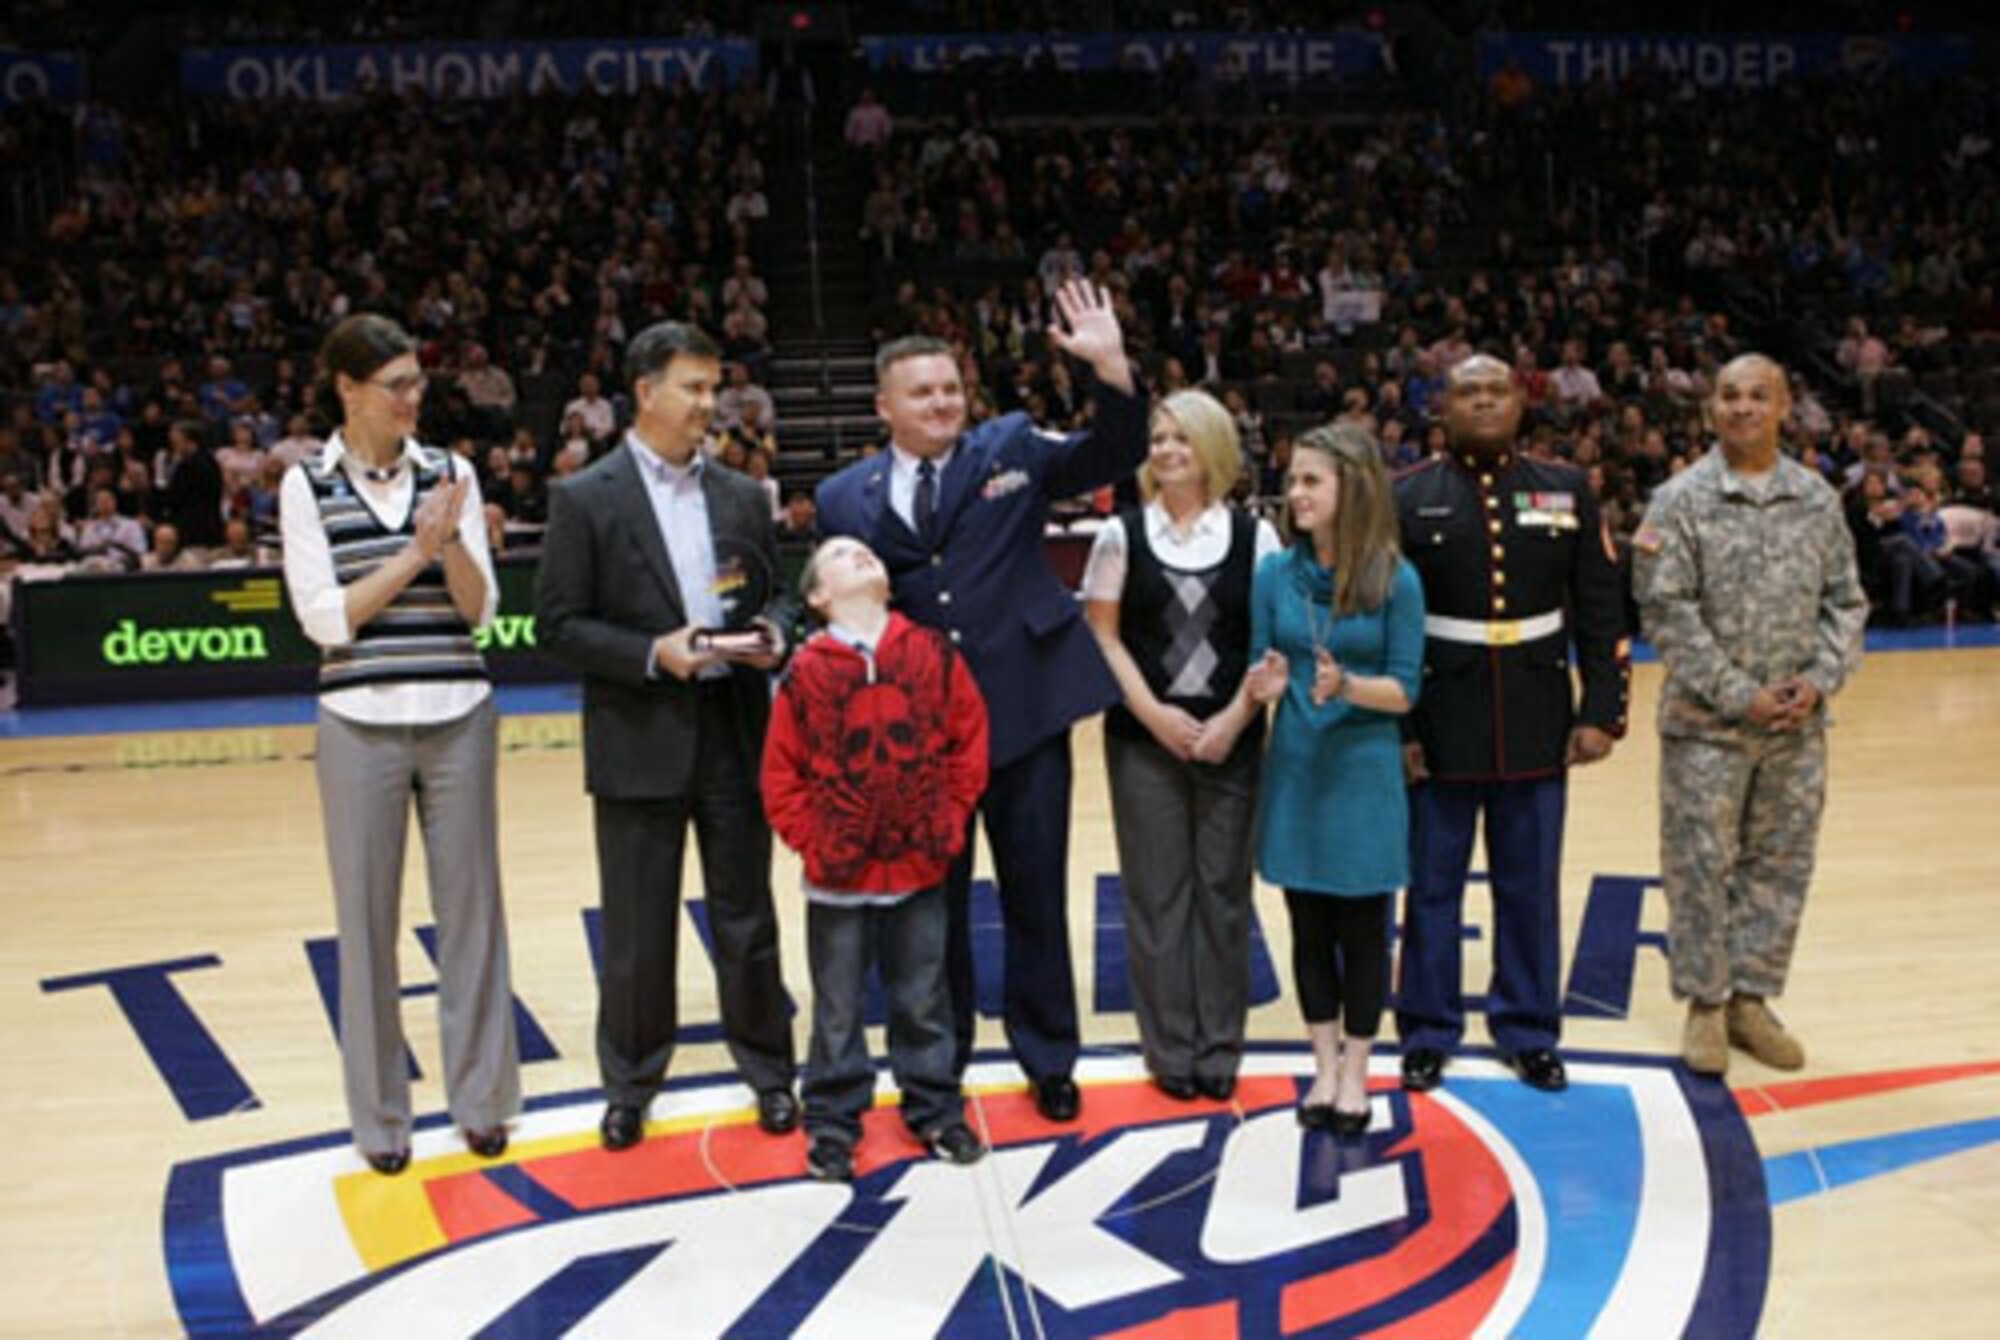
{"left": 1104, "top": 730, "right": 1258, "bottom": 1085}
{"left": 315, "top": 698, "right": 521, "bottom": 1155}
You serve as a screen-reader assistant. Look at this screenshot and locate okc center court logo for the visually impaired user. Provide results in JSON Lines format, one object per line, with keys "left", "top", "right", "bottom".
{"left": 162, "top": 1047, "right": 1766, "bottom": 1337}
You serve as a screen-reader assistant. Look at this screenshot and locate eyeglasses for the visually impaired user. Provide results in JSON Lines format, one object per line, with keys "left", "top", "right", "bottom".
{"left": 367, "top": 372, "right": 429, "bottom": 398}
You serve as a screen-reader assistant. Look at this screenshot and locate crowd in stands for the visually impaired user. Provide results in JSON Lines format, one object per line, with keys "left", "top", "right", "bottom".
{"left": 843, "top": 60, "right": 1999, "bottom": 626}
{"left": 1479, "top": 66, "right": 2000, "bottom": 620}
{"left": 1, "top": 80, "right": 791, "bottom": 575}
{"left": 5, "top": 15, "right": 1997, "bottom": 631}
{"left": 3, "top": 0, "right": 1913, "bottom": 48}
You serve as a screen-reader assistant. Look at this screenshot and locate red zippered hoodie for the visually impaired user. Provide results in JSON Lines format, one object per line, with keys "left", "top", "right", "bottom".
{"left": 762, "top": 612, "right": 990, "bottom": 895}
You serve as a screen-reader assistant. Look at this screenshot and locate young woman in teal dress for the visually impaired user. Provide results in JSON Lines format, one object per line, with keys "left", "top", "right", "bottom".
{"left": 1244, "top": 424, "right": 1424, "bottom": 1135}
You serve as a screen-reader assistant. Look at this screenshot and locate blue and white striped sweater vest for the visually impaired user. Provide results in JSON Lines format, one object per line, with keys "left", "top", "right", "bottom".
{"left": 308, "top": 448, "right": 488, "bottom": 693}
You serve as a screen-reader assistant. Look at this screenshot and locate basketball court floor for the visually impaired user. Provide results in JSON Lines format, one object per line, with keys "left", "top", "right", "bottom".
{"left": 3, "top": 636, "right": 1997, "bottom": 1337}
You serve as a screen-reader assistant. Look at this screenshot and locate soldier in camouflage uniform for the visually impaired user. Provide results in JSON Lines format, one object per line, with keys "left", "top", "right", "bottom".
{"left": 1632, "top": 355, "right": 1868, "bottom": 1077}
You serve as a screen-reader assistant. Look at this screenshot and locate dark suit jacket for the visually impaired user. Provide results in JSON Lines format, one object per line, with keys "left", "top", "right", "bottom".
{"left": 536, "top": 444, "right": 783, "bottom": 799}
{"left": 815, "top": 384, "right": 1149, "bottom": 769}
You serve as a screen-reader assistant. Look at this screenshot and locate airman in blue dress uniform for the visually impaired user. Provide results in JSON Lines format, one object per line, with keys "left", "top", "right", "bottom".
{"left": 815, "top": 281, "right": 1147, "bottom": 1121}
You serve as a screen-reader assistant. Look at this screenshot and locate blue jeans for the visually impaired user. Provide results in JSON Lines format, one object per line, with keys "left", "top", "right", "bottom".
{"left": 804, "top": 889, "right": 961, "bottom": 1146}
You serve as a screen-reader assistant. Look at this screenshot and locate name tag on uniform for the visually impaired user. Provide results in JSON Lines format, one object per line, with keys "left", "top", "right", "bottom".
{"left": 1515, "top": 491, "right": 1578, "bottom": 530}
{"left": 1416, "top": 505, "right": 1454, "bottom": 518}
{"left": 1517, "top": 509, "right": 1581, "bottom": 530}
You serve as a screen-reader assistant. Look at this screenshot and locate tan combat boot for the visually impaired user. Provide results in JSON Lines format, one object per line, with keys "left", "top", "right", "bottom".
{"left": 1727, "top": 996, "right": 1806, "bottom": 1070}
{"left": 1682, "top": 1001, "right": 1728, "bottom": 1076}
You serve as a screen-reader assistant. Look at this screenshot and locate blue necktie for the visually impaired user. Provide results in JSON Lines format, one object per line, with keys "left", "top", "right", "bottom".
{"left": 915, "top": 459, "right": 938, "bottom": 543}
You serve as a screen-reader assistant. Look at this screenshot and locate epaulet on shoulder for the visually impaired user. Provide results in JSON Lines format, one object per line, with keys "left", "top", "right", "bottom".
{"left": 1394, "top": 456, "right": 1445, "bottom": 483}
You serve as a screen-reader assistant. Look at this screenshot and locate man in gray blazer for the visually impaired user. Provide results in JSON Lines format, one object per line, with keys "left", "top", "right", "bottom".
{"left": 536, "top": 322, "right": 798, "bottom": 1150}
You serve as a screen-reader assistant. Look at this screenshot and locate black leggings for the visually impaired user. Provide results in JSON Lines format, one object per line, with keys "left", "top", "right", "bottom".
{"left": 1284, "top": 890, "right": 1391, "bottom": 1037}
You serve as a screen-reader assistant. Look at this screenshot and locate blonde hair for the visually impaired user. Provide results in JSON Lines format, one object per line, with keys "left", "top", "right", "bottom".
{"left": 1288, "top": 424, "right": 1400, "bottom": 615}
{"left": 1138, "top": 389, "right": 1242, "bottom": 503}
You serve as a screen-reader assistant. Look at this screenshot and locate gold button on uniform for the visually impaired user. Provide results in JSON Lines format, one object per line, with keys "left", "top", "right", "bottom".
{"left": 1489, "top": 520, "right": 1503, "bottom": 535}
{"left": 1493, "top": 595, "right": 1508, "bottom": 612}
{"left": 1490, "top": 544, "right": 1504, "bottom": 560}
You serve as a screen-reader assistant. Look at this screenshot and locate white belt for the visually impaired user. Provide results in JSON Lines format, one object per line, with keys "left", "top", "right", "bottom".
{"left": 1425, "top": 610, "right": 1564, "bottom": 647}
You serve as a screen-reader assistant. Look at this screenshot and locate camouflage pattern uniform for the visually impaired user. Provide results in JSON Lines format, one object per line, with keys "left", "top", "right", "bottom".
{"left": 1632, "top": 448, "right": 1868, "bottom": 1003}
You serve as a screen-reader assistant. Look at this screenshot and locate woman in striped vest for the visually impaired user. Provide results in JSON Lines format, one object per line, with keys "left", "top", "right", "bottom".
{"left": 279, "top": 314, "right": 520, "bottom": 1175}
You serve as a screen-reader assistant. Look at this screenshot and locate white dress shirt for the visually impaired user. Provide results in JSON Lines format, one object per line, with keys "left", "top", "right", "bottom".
{"left": 280, "top": 432, "right": 497, "bottom": 725}
{"left": 1080, "top": 500, "right": 1282, "bottom": 603}
{"left": 629, "top": 436, "right": 724, "bottom": 628}
{"left": 630, "top": 435, "right": 750, "bottom": 681}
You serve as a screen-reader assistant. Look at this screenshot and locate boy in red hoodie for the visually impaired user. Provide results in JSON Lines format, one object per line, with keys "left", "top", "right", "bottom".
{"left": 762, "top": 536, "right": 991, "bottom": 1181}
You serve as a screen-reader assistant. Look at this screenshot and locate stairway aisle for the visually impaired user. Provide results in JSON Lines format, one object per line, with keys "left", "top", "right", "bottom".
{"left": 763, "top": 104, "right": 885, "bottom": 496}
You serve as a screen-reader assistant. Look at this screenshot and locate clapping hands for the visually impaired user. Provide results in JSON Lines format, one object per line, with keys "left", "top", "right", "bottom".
{"left": 411, "top": 477, "right": 469, "bottom": 561}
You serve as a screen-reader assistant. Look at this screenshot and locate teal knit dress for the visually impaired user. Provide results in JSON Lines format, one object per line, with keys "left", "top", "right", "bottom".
{"left": 1251, "top": 545, "right": 1425, "bottom": 896}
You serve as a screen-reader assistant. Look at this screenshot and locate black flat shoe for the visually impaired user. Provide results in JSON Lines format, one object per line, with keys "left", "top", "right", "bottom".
{"left": 1296, "top": 1102, "right": 1336, "bottom": 1131}
{"left": 464, "top": 1126, "right": 508, "bottom": 1159}
{"left": 1195, "top": 1074, "right": 1236, "bottom": 1102}
{"left": 1331, "top": 1106, "right": 1372, "bottom": 1137}
{"left": 1033, "top": 1075, "right": 1081, "bottom": 1122}
{"left": 366, "top": 1148, "right": 410, "bottom": 1176}
{"left": 1155, "top": 1074, "right": 1198, "bottom": 1102}
{"left": 757, "top": 1087, "right": 802, "bottom": 1135}
{"left": 1400, "top": 1047, "right": 1448, "bottom": 1092}
{"left": 1503, "top": 1047, "right": 1568, "bottom": 1092}
{"left": 600, "top": 1103, "right": 644, "bottom": 1152}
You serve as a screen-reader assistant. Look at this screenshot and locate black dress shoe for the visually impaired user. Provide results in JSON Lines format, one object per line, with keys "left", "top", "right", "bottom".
{"left": 1154, "top": 1074, "right": 1199, "bottom": 1102}
{"left": 1400, "top": 1047, "right": 1448, "bottom": 1092}
{"left": 757, "top": 1087, "right": 802, "bottom": 1135}
{"left": 805, "top": 1137, "right": 854, "bottom": 1184}
{"left": 1503, "top": 1047, "right": 1568, "bottom": 1092}
{"left": 366, "top": 1148, "right": 411, "bottom": 1176}
{"left": 1195, "top": 1074, "right": 1236, "bottom": 1102}
{"left": 600, "top": 1103, "right": 644, "bottom": 1152}
{"left": 1032, "top": 1075, "right": 1081, "bottom": 1122}
{"left": 926, "top": 1121, "right": 987, "bottom": 1166}
{"left": 1296, "top": 1102, "right": 1336, "bottom": 1131}
{"left": 464, "top": 1126, "right": 508, "bottom": 1159}
{"left": 1331, "top": 1106, "right": 1372, "bottom": 1137}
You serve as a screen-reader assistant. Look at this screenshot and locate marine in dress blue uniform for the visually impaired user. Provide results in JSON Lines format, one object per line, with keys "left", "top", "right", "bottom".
{"left": 1393, "top": 354, "right": 1629, "bottom": 1093}
{"left": 814, "top": 282, "right": 1147, "bottom": 1120}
